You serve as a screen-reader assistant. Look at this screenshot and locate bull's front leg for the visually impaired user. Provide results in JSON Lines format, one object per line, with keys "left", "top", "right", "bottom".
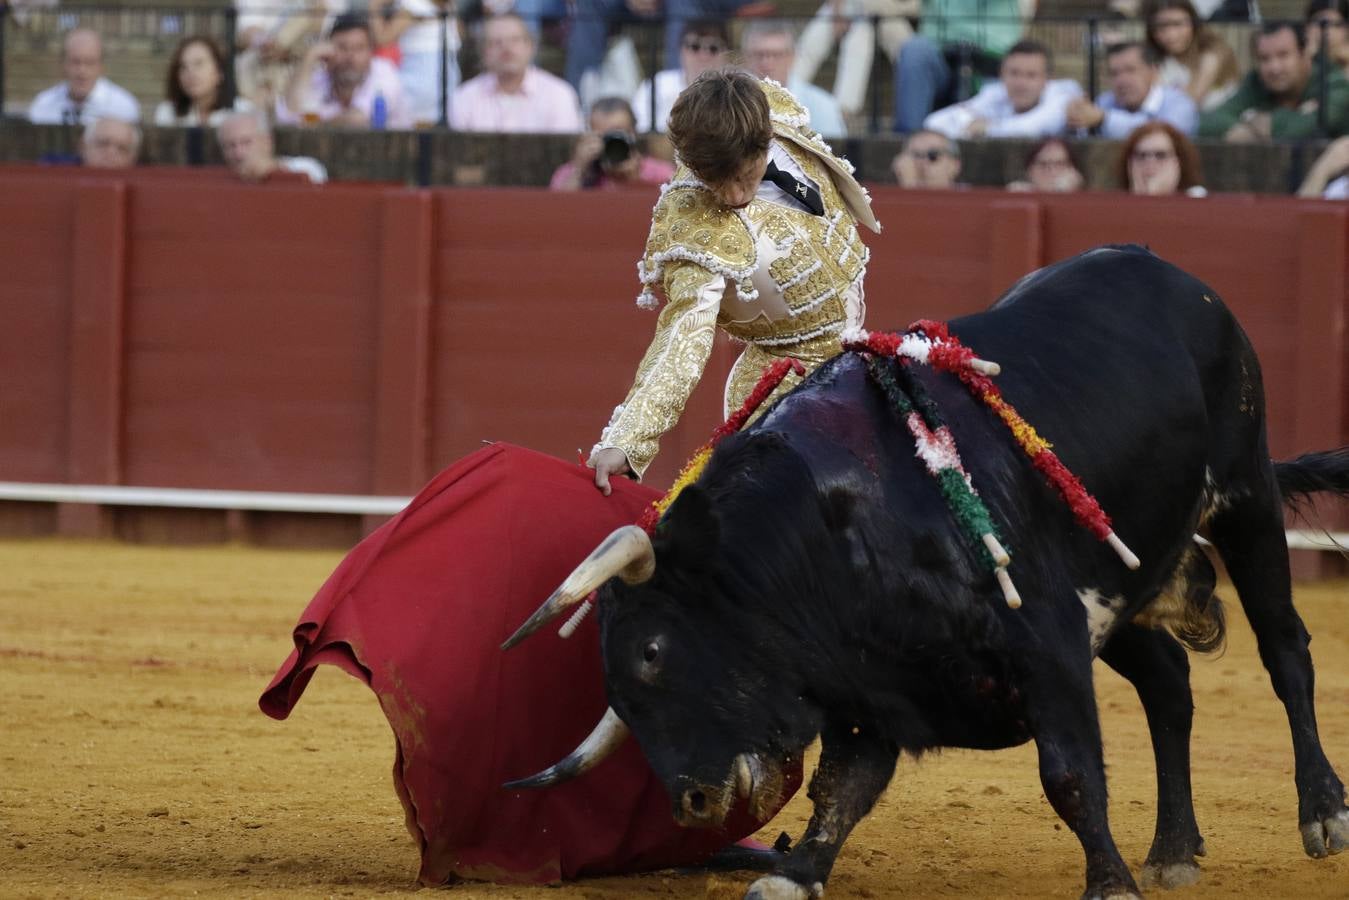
{"left": 745, "top": 722, "right": 898, "bottom": 900}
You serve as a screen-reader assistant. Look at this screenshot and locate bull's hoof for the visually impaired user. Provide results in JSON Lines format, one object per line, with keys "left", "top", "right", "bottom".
{"left": 744, "top": 875, "right": 823, "bottom": 900}
{"left": 1140, "top": 860, "right": 1202, "bottom": 890}
{"left": 1300, "top": 810, "right": 1349, "bottom": 858}
{"left": 1080, "top": 890, "right": 1142, "bottom": 900}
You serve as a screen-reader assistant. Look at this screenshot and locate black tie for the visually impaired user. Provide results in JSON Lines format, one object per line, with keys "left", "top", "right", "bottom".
{"left": 762, "top": 160, "right": 824, "bottom": 216}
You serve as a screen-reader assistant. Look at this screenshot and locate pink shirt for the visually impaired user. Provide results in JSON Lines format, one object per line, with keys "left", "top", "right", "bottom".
{"left": 450, "top": 66, "right": 582, "bottom": 133}
{"left": 275, "top": 57, "right": 412, "bottom": 129}
{"left": 548, "top": 156, "right": 675, "bottom": 190}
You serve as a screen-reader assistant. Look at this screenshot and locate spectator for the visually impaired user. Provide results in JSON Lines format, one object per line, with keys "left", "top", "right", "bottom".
{"left": 80, "top": 117, "right": 140, "bottom": 168}
{"left": 278, "top": 13, "right": 412, "bottom": 128}
{"left": 1200, "top": 21, "right": 1349, "bottom": 140}
{"left": 7, "top": 0, "right": 58, "bottom": 29}
{"left": 368, "top": 0, "right": 461, "bottom": 126}
{"left": 1296, "top": 133, "right": 1349, "bottom": 195}
{"left": 564, "top": 0, "right": 754, "bottom": 91}
{"left": 923, "top": 40, "right": 1082, "bottom": 140}
{"left": 1066, "top": 42, "right": 1197, "bottom": 137}
{"left": 234, "top": 0, "right": 345, "bottom": 109}
{"left": 481, "top": 0, "right": 567, "bottom": 39}
{"left": 217, "top": 110, "right": 329, "bottom": 183}
{"left": 450, "top": 13, "right": 582, "bottom": 132}
{"left": 793, "top": 0, "right": 917, "bottom": 116}
{"left": 1306, "top": 0, "right": 1349, "bottom": 74}
{"left": 742, "top": 20, "right": 846, "bottom": 138}
{"left": 890, "top": 128, "right": 963, "bottom": 188}
{"left": 632, "top": 20, "right": 729, "bottom": 133}
{"left": 29, "top": 28, "right": 140, "bottom": 125}
{"left": 154, "top": 37, "right": 254, "bottom": 127}
{"left": 892, "top": 0, "right": 1037, "bottom": 133}
{"left": 1006, "top": 137, "right": 1085, "bottom": 192}
{"left": 1115, "top": 121, "right": 1206, "bottom": 195}
{"left": 550, "top": 97, "right": 675, "bottom": 189}
{"left": 1143, "top": 0, "right": 1240, "bottom": 112}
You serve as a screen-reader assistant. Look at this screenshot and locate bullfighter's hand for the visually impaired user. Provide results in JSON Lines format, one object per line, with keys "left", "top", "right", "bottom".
{"left": 592, "top": 448, "right": 632, "bottom": 496}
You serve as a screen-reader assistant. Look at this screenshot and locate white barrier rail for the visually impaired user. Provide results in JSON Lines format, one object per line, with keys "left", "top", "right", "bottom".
{"left": 0, "top": 482, "right": 411, "bottom": 516}
{"left": 0, "top": 481, "right": 1346, "bottom": 553}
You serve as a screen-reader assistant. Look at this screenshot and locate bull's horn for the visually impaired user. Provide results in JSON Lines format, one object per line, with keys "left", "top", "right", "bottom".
{"left": 502, "top": 706, "right": 631, "bottom": 789}
{"left": 500, "top": 525, "right": 655, "bottom": 650}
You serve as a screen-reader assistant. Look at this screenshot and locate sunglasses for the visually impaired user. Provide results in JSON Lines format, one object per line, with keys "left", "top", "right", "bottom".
{"left": 907, "top": 148, "right": 950, "bottom": 162}
{"left": 682, "top": 39, "right": 726, "bottom": 54}
{"left": 1130, "top": 149, "right": 1176, "bottom": 162}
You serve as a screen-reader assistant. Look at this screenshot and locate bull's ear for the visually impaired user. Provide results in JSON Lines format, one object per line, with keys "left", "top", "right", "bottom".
{"left": 656, "top": 484, "right": 721, "bottom": 570}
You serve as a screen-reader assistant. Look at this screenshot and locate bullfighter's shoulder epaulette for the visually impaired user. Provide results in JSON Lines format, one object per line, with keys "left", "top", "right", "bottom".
{"left": 636, "top": 177, "right": 758, "bottom": 310}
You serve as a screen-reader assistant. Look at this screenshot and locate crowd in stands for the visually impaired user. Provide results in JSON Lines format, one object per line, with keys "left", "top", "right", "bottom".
{"left": 12, "top": 0, "right": 1349, "bottom": 198}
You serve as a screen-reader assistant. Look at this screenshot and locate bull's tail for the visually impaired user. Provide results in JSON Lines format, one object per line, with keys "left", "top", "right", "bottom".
{"left": 1275, "top": 447, "right": 1349, "bottom": 509}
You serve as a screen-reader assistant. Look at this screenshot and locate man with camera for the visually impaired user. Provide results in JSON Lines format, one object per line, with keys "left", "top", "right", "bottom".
{"left": 549, "top": 97, "right": 675, "bottom": 190}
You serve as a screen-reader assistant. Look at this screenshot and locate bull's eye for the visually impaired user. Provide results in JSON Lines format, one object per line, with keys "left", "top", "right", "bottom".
{"left": 642, "top": 641, "right": 660, "bottom": 663}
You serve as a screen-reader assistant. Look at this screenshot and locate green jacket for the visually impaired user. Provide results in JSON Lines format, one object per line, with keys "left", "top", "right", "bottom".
{"left": 1199, "top": 62, "right": 1349, "bottom": 139}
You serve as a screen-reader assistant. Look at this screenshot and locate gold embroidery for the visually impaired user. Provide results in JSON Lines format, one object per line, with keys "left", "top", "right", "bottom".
{"left": 604, "top": 79, "right": 876, "bottom": 478}
{"left": 596, "top": 259, "right": 722, "bottom": 477}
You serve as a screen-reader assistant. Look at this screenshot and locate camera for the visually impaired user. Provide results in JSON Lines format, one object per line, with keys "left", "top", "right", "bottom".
{"left": 599, "top": 130, "right": 637, "bottom": 168}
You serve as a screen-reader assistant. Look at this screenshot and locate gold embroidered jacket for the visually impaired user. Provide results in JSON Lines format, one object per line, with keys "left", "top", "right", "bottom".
{"left": 591, "top": 79, "right": 882, "bottom": 479}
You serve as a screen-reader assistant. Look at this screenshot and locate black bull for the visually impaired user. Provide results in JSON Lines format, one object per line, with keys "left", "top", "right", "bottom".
{"left": 506, "top": 245, "right": 1349, "bottom": 899}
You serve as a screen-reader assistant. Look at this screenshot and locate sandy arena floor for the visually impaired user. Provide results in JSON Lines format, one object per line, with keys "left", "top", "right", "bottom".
{"left": 1, "top": 539, "right": 1346, "bottom": 899}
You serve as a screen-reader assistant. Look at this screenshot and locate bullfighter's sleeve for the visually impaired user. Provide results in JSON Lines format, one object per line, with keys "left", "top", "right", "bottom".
{"left": 590, "top": 261, "right": 725, "bottom": 480}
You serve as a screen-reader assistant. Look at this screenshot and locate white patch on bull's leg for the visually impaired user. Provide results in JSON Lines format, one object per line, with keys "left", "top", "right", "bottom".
{"left": 1140, "top": 860, "right": 1202, "bottom": 890}
{"left": 1077, "top": 588, "right": 1126, "bottom": 652}
{"left": 743, "top": 875, "right": 823, "bottom": 900}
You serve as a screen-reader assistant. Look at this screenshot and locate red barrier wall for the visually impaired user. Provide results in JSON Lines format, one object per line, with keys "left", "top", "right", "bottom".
{"left": 2, "top": 168, "right": 1346, "bottom": 547}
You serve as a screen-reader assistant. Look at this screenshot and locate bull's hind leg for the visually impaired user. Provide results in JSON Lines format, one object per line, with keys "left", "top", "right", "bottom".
{"left": 745, "top": 723, "right": 898, "bottom": 900}
{"left": 1207, "top": 481, "right": 1349, "bottom": 857}
{"left": 1026, "top": 649, "right": 1140, "bottom": 900}
{"left": 1100, "top": 625, "right": 1205, "bottom": 888}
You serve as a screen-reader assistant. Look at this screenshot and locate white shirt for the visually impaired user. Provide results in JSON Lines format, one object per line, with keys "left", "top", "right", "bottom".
{"left": 29, "top": 77, "right": 141, "bottom": 125}
{"left": 758, "top": 140, "right": 820, "bottom": 212}
{"left": 153, "top": 96, "right": 256, "bottom": 127}
{"left": 279, "top": 156, "right": 328, "bottom": 184}
{"left": 632, "top": 68, "right": 684, "bottom": 134}
{"left": 924, "top": 78, "right": 1083, "bottom": 140}
{"left": 396, "top": 0, "right": 460, "bottom": 54}
{"left": 1094, "top": 82, "right": 1198, "bottom": 139}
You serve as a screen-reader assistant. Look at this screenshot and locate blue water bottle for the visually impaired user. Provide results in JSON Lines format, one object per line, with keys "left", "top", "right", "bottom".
{"left": 371, "top": 91, "right": 388, "bottom": 130}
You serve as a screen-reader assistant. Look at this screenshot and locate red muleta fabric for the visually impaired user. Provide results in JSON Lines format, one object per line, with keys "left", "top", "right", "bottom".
{"left": 259, "top": 443, "right": 801, "bottom": 885}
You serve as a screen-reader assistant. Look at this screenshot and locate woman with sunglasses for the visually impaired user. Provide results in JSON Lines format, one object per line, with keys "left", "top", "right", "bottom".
{"left": 1115, "top": 121, "right": 1207, "bottom": 195}
{"left": 632, "top": 20, "right": 730, "bottom": 132}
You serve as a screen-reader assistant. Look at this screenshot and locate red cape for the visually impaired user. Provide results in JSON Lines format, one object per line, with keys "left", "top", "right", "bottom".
{"left": 260, "top": 443, "right": 800, "bottom": 884}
